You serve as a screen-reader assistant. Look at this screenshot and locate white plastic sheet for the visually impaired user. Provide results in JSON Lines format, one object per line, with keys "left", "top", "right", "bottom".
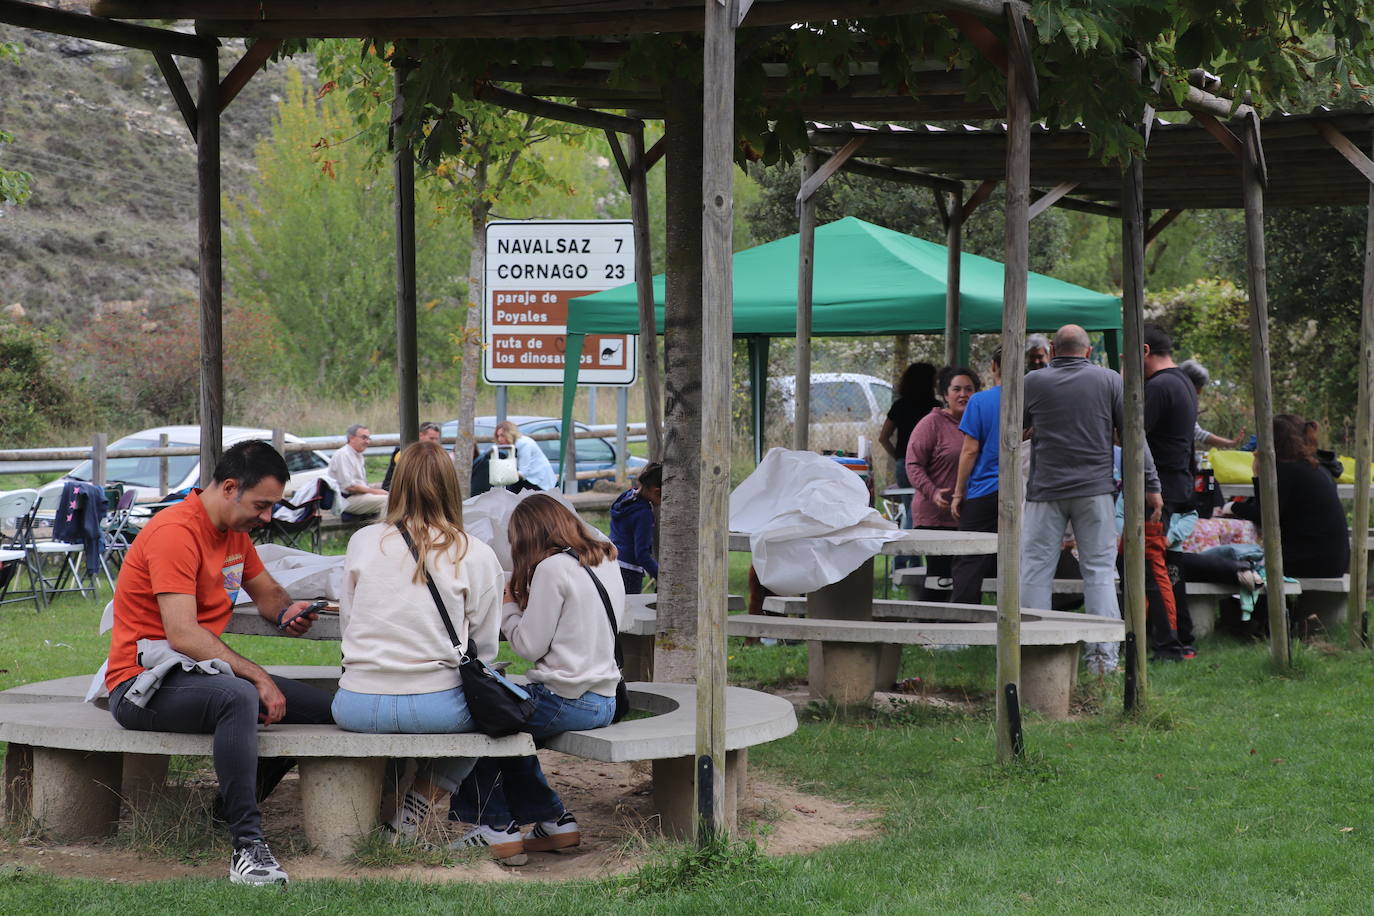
{"left": 728, "top": 448, "right": 905, "bottom": 594}
{"left": 234, "top": 543, "right": 346, "bottom": 604}
{"left": 462, "top": 488, "right": 608, "bottom": 572}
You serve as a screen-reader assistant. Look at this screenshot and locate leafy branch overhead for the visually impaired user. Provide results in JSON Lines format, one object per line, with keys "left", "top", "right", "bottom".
{"left": 300, "top": 2, "right": 1374, "bottom": 170}
{"left": 0, "top": 40, "right": 32, "bottom": 205}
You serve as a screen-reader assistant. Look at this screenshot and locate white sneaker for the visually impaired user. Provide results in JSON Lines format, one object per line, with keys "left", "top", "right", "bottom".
{"left": 229, "top": 839, "right": 289, "bottom": 886}
{"left": 453, "top": 821, "right": 527, "bottom": 864}
{"left": 386, "top": 790, "right": 430, "bottom": 840}
{"left": 523, "top": 811, "right": 580, "bottom": 852}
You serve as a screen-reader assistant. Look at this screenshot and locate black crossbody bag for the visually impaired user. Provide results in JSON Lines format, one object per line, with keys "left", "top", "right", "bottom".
{"left": 564, "top": 548, "right": 629, "bottom": 723}
{"left": 398, "top": 527, "right": 535, "bottom": 737}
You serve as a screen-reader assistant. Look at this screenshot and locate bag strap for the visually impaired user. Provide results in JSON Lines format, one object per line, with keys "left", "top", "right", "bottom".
{"left": 564, "top": 548, "right": 624, "bottom": 670}
{"left": 398, "top": 525, "right": 466, "bottom": 655}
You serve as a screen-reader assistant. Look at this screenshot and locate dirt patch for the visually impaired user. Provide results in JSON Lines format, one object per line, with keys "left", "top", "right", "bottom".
{"left": 1, "top": 753, "right": 879, "bottom": 884}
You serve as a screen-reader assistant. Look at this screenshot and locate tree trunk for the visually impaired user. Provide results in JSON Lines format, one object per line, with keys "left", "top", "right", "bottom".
{"left": 455, "top": 204, "right": 487, "bottom": 498}
{"left": 654, "top": 79, "right": 704, "bottom": 683}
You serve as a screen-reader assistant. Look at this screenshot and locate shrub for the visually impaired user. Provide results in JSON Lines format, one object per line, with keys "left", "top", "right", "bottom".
{"left": 0, "top": 319, "right": 100, "bottom": 444}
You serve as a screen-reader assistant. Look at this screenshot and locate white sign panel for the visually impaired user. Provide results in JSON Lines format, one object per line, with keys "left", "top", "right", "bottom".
{"left": 483, "top": 219, "right": 636, "bottom": 385}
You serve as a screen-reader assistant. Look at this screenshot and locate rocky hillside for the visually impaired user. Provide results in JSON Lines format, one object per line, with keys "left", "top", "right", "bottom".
{"left": 0, "top": 10, "right": 306, "bottom": 325}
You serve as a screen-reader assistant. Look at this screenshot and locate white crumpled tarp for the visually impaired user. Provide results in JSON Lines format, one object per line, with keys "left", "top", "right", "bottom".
{"left": 728, "top": 448, "right": 906, "bottom": 594}
{"left": 462, "top": 488, "right": 608, "bottom": 572}
{"left": 234, "top": 543, "right": 346, "bottom": 604}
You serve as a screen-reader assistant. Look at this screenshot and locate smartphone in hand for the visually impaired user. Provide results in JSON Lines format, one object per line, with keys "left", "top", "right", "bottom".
{"left": 278, "top": 599, "right": 329, "bottom": 631}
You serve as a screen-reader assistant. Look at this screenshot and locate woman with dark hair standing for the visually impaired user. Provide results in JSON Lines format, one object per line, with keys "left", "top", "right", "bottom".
{"left": 451, "top": 493, "right": 625, "bottom": 863}
{"left": 1225, "top": 414, "right": 1349, "bottom": 578}
{"left": 879, "top": 362, "right": 939, "bottom": 529}
{"left": 332, "top": 442, "right": 504, "bottom": 844}
{"left": 905, "top": 366, "right": 981, "bottom": 599}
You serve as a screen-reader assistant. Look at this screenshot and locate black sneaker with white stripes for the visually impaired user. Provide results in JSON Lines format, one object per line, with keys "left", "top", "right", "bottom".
{"left": 229, "top": 839, "right": 289, "bottom": 886}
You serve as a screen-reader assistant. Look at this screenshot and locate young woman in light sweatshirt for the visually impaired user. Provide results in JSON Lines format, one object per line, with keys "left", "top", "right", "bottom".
{"left": 331, "top": 442, "right": 505, "bottom": 845}
{"left": 451, "top": 493, "right": 625, "bottom": 862}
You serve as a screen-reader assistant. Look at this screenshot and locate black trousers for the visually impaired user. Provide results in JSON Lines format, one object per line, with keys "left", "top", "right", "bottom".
{"left": 111, "top": 668, "right": 334, "bottom": 847}
{"left": 951, "top": 492, "right": 998, "bottom": 605}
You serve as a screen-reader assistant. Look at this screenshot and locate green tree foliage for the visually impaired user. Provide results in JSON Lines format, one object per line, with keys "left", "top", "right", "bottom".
{"left": 0, "top": 320, "right": 96, "bottom": 444}
{"left": 0, "top": 40, "right": 31, "bottom": 206}
{"left": 225, "top": 69, "right": 467, "bottom": 400}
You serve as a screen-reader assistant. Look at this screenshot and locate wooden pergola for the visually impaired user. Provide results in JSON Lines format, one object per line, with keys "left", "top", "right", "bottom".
{"left": 5, "top": 0, "right": 1366, "bottom": 843}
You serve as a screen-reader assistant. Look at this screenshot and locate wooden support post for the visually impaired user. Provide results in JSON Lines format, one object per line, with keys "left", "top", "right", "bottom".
{"left": 154, "top": 53, "right": 197, "bottom": 137}
{"left": 616, "top": 386, "right": 629, "bottom": 486}
{"left": 1241, "top": 119, "right": 1289, "bottom": 667}
{"left": 944, "top": 186, "right": 963, "bottom": 369}
{"left": 1119, "top": 85, "right": 1149, "bottom": 704}
{"left": 1145, "top": 208, "right": 1184, "bottom": 247}
{"left": 90, "top": 434, "right": 107, "bottom": 489}
{"left": 628, "top": 130, "right": 664, "bottom": 461}
{"left": 197, "top": 53, "right": 223, "bottom": 487}
{"left": 748, "top": 335, "right": 769, "bottom": 464}
{"left": 393, "top": 56, "right": 419, "bottom": 447}
{"left": 271, "top": 428, "right": 285, "bottom": 460}
{"left": 962, "top": 179, "right": 998, "bottom": 222}
{"left": 1351, "top": 138, "right": 1374, "bottom": 648}
{"left": 697, "top": 0, "right": 738, "bottom": 842}
{"left": 218, "top": 38, "right": 280, "bottom": 113}
{"left": 793, "top": 151, "right": 818, "bottom": 451}
{"left": 1028, "top": 182, "right": 1078, "bottom": 221}
{"left": 158, "top": 433, "right": 169, "bottom": 497}
{"left": 995, "top": 7, "right": 1031, "bottom": 763}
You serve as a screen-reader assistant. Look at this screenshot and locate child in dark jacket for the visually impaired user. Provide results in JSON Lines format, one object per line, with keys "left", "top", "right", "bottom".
{"left": 609, "top": 463, "right": 662, "bottom": 594}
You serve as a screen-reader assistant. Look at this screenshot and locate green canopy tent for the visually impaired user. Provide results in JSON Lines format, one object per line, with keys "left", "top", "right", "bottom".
{"left": 558, "top": 216, "right": 1121, "bottom": 475}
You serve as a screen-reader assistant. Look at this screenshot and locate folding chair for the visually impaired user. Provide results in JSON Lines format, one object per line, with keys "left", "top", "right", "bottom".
{"left": 97, "top": 485, "right": 138, "bottom": 591}
{"left": 30, "top": 484, "right": 100, "bottom": 601}
{"left": 254, "top": 477, "right": 333, "bottom": 554}
{"left": 0, "top": 488, "right": 45, "bottom": 612}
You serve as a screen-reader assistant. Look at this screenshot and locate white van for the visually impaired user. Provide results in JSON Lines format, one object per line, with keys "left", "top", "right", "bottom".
{"left": 772, "top": 373, "right": 894, "bottom": 453}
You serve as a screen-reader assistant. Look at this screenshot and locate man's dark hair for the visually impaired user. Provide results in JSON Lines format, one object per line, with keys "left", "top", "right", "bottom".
{"left": 1143, "top": 322, "right": 1173, "bottom": 356}
{"left": 212, "top": 440, "right": 289, "bottom": 491}
{"left": 991, "top": 347, "right": 1003, "bottom": 370}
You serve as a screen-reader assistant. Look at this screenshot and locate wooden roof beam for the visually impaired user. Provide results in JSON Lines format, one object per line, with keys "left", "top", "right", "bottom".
{"left": 155, "top": 52, "right": 197, "bottom": 137}
{"left": 1311, "top": 121, "right": 1374, "bottom": 185}
{"left": 473, "top": 83, "right": 643, "bottom": 134}
{"left": 218, "top": 38, "right": 280, "bottom": 113}
{"left": 837, "top": 158, "right": 962, "bottom": 194}
{"left": 0, "top": 0, "right": 217, "bottom": 57}
{"left": 1028, "top": 181, "right": 1076, "bottom": 220}
{"left": 1144, "top": 208, "right": 1183, "bottom": 245}
{"left": 962, "top": 178, "right": 998, "bottom": 221}
{"left": 797, "top": 137, "right": 868, "bottom": 204}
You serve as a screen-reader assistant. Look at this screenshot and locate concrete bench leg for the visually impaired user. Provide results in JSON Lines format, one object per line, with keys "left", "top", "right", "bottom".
{"left": 1298, "top": 592, "right": 1349, "bottom": 631}
{"left": 31, "top": 747, "right": 123, "bottom": 841}
{"left": 808, "top": 558, "right": 877, "bottom": 710}
{"left": 1186, "top": 596, "right": 1219, "bottom": 638}
{"left": 622, "top": 633, "right": 655, "bottom": 682}
{"left": 652, "top": 749, "right": 745, "bottom": 840}
{"left": 875, "top": 644, "right": 902, "bottom": 691}
{"left": 121, "top": 753, "right": 168, "bottom": 811}
{"left": 3, "top": 743, "right": 33, "bottom": 823}
{"left": 298, "top": 757, "right": 386, "bottom": 859}
{"left": 1021, "top": 644, "right": 1079, "bottom": 720}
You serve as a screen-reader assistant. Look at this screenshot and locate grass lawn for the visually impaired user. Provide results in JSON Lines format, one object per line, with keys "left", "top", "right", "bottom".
{"left": 3, "top": 588, "right": 1374, "bottom": 912}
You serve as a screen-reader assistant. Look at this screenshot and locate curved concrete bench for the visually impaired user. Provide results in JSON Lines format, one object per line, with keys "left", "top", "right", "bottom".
{"left": 547, "top": 682, "right": 796, "bottom": 837}
{"left": 0, "top": 700, "right": 534, "bottom": 857}
{"left": 620, "top": 594, "right": 744, "bottom": 681}
{"left": 1, "top": 672, "right": 797, "bottom": 847}
{"left": 750, "top": 597, "right": 1125, "bottom": 719}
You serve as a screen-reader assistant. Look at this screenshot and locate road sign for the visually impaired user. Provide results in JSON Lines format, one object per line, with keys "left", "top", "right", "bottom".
{"left": 483, "top": 219, "right": 636, "bottom": 385}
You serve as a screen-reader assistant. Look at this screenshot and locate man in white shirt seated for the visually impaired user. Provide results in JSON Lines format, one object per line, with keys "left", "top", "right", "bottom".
{"left": 495, "top": 420, "right": 557, "bottom": 491}
{"left": 328, "top": 424, "right": 388, "bottom": 518}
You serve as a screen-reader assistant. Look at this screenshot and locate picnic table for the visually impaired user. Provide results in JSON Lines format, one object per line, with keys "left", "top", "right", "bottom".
{"left": 729, "top": 528, "right": 999, "bottom": 709}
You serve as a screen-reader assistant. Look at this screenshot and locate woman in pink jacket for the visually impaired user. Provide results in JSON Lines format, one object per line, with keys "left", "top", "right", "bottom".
{"left": 905, "top": 366, "right": 981, "bottom": 600}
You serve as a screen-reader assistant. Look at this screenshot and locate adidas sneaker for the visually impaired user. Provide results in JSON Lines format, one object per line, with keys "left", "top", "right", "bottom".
{"left": 229, "top": 839, "right": 289, "bottom": 886}
{"left": 453, "top": 821, "right": 527, "bottom": 865}
{"left": 523, "top": 811, "right": 581, "bottom": 852}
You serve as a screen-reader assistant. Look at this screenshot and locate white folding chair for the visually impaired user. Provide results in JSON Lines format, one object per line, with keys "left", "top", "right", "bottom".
{"left": 30, "top": 486, "right": 98, "bottom": 601}
{"left": 0, "top": 488, "right": 46, "bottom": 612}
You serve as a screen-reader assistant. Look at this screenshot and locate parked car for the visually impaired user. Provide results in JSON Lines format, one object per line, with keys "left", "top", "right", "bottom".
{"left": 43, "top": 425, "right": 332, "bottom": 505}
{"left": 440, "top": 415, "right": 647, "bottom": 492}
{"left": 772, "top": 373, "right": 894, "bottom": 453}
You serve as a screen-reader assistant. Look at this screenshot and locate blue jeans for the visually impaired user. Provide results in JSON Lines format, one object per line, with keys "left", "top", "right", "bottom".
{"left": 450, "top": 682, "right": 616, "bottom": 826}
{"left": 332, "top": 685, "right": 478, "bottom": 794}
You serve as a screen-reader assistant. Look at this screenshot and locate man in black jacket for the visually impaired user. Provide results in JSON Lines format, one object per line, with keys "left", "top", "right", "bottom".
{"left": 1143, "top": 323, "right": 1199, "bottom": 660}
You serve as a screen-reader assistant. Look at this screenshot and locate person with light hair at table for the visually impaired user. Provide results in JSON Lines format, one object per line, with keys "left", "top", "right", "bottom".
{"left": 494, "top": 420, "right": 557, "bottom": 491}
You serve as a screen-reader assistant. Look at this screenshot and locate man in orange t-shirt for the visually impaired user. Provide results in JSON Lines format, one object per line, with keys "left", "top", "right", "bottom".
{"left": 106, "top": 440, "right": 332, "bottom": 886}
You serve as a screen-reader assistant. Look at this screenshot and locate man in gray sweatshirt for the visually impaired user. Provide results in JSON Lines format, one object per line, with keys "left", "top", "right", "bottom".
{"left": 1022, "top": 325, "right": 1161, "bottom": 674}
